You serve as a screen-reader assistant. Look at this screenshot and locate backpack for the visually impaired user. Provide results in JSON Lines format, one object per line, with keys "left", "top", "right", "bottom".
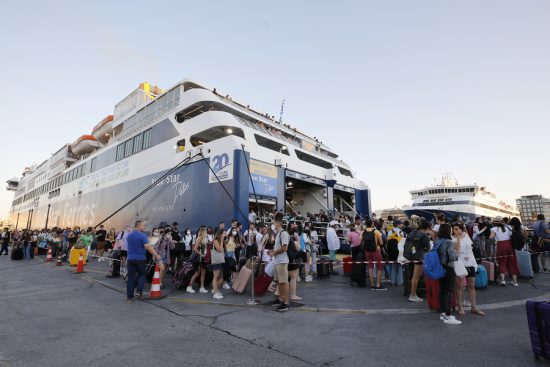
{"left": 299, "top": 234, "right": 307, "bottom": 252}
{"left": 362, "top": 229, "right": 377, "bottom": 252}
{"left": 510, "top": 229, "right": 525, "bottom": 251}
{"left": 423, "top": 241, "right": 446, "bottom": 280}
{"left": 282, "top": 231, "right": 298, "bottom": 260}
{"left": 386, "top": 229, "right": 403, "bottom": 262}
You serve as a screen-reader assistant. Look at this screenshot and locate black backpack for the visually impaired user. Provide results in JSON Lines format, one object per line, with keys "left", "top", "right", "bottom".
{"left": 362, "top": 229, "right": 377, "bottom": 252}
{"left": 282, "top": 231, "right": 298, "bottom": 260}
{"left": 510, "top": 229, "right": 525, "bottom": 251}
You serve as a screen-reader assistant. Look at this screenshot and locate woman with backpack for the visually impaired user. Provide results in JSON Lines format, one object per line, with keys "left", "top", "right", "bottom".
{"left": 452, "top": 223, "right": 485, "bottom": 316}
{"left": 363, "top": 219, "right": 387, "bottom": 291}
{"left": 154, "top": 228, "right": 175, "bottom": 289}
{"left": 404, "top": 218, "right": 431, "bottom": 302}
{"left": 490, "top": 216, "right": 519, "bottom": 286}
{"left": 288, "top": 227, "right": 303, "bottom": 300}
{"left": 435, "top": 224, "right": 462, "bottom": 325}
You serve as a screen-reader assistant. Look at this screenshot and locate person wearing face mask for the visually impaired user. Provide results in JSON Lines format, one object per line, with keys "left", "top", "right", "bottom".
{"left": 182, "top": 228, "right": 194, "bottom": 259}
{"left": 155, "top": 228, "right": 175, "bottom": 288}
{"left": 188, "top": 228, "right": 210, "bottom": 294}
{"left": 243, "top": 222, "right": 257, "bottom": 259}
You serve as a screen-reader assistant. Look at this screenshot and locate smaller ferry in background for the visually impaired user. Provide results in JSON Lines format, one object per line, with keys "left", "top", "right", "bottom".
{"left": 403, "top": 174, "right": 519, "bottom": 221}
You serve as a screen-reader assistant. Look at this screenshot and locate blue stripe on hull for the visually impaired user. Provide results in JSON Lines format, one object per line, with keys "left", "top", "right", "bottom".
{"left": 10, "top": 153, "right": 246, "bottom": 232}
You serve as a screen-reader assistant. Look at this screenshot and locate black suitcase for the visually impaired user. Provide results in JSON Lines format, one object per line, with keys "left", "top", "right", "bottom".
{"left": 106, "top": 250, "right": 121, "bottom": 278}
{"left": 351, "top": 251, "right": 367, "bottom": 287}
{"left": 11, "top": 247, "right": 23, "bottom": 261}
{"left": 317, "top": 256, "right": 332, "bottom": 279}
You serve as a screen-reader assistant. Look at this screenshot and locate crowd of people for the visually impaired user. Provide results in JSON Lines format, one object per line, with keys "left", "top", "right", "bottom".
{"left": 2, "top": 209, "right": 550, "bottom": 322}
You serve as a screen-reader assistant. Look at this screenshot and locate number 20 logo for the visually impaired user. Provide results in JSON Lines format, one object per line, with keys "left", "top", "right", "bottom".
{"left": 212, "top": 153, "right": 230, "bottom": 173}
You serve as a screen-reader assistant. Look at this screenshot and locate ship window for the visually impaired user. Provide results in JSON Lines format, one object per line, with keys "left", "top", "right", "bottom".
{"left": 254, "top": 134, "right": 290, "bottom": 155}
{"left": 142, "top": 129, "right": 152, "bottom": 149}
{"left": 295, "top": 150, "right": 333, "bottom": 169}
{"left": 90, "top": 158, "right": 97, "bottom": 173}
{"left": 124, "top": 139, "right": 133, "bottom": 158}
{"left": 133, "top": 134, "right": 143, "bottom": 154}
{"left": 191, "top": 126, "right": 245, "bottom": 147}
{"left": 116, "top": 143, "right": 124, "bottom": 161}
{"left": 337, "top": 166, "right": 353, "bottom": 178}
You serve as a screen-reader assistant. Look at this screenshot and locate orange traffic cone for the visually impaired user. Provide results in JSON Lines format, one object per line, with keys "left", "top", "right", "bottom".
{"left": 55, "top": 255, "right": 62, "bottom": 266}
{"left": 74, "top": 251, "right": 86, "bottom": 274}
{"left": 147, "top": 264, "right": 166, "bottom": 300}
{"left": 46, "top": 246, "right": 53, "bottom": 262}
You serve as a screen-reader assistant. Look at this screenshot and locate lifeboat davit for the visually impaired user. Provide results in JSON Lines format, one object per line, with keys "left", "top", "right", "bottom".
{"left": 71, "top": 135, "right": 100, "bottom": 156}
{"left": 92, "top": 115, "right": 114, "bottom": 144}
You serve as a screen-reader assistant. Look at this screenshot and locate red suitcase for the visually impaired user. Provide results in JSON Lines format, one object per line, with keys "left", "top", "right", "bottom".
{"left": 426, "top": 277, "right": 456, "bottom": 312}
{"left": 254, "top": 273, "right": 273, "bottom": 297}
{"left": 343, "top": 256, "right": 353, "bottom": 276}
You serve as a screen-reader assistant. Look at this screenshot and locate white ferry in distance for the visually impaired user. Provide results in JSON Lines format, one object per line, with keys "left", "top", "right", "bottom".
{"left": 403, "top": 174, "right": 519, "bottom": 222}
{"left": 6, "top": 79, "right": 371, "bottom": 231}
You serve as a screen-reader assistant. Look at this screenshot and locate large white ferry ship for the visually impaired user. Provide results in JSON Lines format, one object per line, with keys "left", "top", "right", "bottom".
{"left": 403, "top": 174, "right": 519, "bottom": 221}
{"left": 6, "top": 79, "right": 371, "bottom": 231}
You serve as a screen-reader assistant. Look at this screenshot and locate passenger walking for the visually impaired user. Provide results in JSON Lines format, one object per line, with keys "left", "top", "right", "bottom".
{"left": 405, "top": 218, "right": 431, "bottom": 302}
{"left": 188, "top": 228, "right": 209, "bottom": 294}
{"left": 126, "top": 221, "right": 162, "bottom": 303}
{"left": 118, "top": 225, "right": 132, "bottom": 275}
{"left": 435, "top": 224, "right": 462, "bottom": 325}
{"left": 452, "top": 223, "right": 485, "bottom": 316}
{"left": 154, "top": 228, "right": 174, "bottom": 289}
{"left": 1, "top": 228, "right": 10, "bottom": 255}
{"left": 327, "top": 221, "right": 340, "bottom": 261}
{"left": 489, "top": 216, "right": 519, "bottom": 286}
{"left": 269, "top": 212, "right": 291, "bottom": 312}
{"left": 210, "top": 230, "right": 226, "bottom": 300}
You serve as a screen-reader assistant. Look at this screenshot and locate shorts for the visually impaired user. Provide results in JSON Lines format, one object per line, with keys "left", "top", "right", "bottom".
{"left": 465, "top": 266, "right": 476, "bottom": 278}
{"left": 120, "top": 250, "right": 128, "bottom": 258}
{"left": 273, "top": 263, "right": 289, "bottom": 284}
{"left": 96, "top": 241, "right": 105, "bottom": 251}
{"left": 542, "top": 240, "right": 550, "bottom": 257}
{"left": 209, "top": 263, "right": 224, "bottom": 271}
{"left": 365, "top": 250, "right": 384, "bottom": 271}
{"left": 156, "top": 253, "right": 169, "bottom": 265}
{"left": 288, "top": 263, "right": 300, "bottom": 271}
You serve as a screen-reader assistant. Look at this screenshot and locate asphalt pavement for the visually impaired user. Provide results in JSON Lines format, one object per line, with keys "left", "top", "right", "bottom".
{"left": 0, "top": 252, "right": 546, "bottom": 367}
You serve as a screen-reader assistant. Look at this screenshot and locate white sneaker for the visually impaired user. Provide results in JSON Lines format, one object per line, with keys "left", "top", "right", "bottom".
{"left": 297, "top": 277, "right": 301, "bottom": 282}
{"left": 223, "top": 282, "right": 231, "bottom": 290}
{"left": 213, "top": 292, "right": 224, "bottom": 300}
{"left": 408, "top": 295, "right": 423, "bottom": 303}
{"left": 305, "top": 275, "right": 313, "bottom": 283}
{"left": 500, "top": 280, "right": 506, "bottom": 286}
{"left": 463, "top": 300, "right": 471, "bottom": 307}
{"left": 440, "top": 313, "right": 445, "bottom": 321}
{"left": 443, "top": 315, "right": 462, "bottom": 325}
{"left": 186, "top": 286, "right": 196, "bottom": 294}
{"left": 199, "top": 287, "right": 208, "bottom": 294}
{"left": 511, "top": 281, "right": 519, "bottom": 287}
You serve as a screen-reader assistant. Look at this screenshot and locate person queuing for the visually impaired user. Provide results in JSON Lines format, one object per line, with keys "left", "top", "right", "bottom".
{"left": 452, "top": 222, "right": 485, "bottom": 316}
{"left": 269, "top": 212, "right": 291, "bottom": 312}
{"left": 405, "top": 218, "right": 431, "bottom": 303}
{"left": 489, "top": 216, "right": 519, "bottom": 287}
{"left": 1, "top": 228, "right": 11, "bottom": 255}
{"left": 435, "top": 224, "right": 462, "bottom": 325}
{"left": 126, "top": 221, "right": 162, "bottom": 303}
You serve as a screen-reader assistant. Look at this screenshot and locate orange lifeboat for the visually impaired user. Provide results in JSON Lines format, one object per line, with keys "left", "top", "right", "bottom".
{"left": 71, "top": 135, "right": 100, "bottom": 155}
{"left": 92, "top": 115, "right": 114, "bottom": 143}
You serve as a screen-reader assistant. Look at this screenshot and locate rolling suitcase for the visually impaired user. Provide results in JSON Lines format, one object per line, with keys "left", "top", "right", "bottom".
{"left": 425, "top": 277, "right": 456, "bottom": 312}
{"left": 481, "top": 260, "right": 496, "bottom": 283}
{"left": 232, "top": 264, "right": 252, "bottom": 294}
{"left": 317, "top": 257, "right": 331, "bottom": 279}
{"left": 343, "top": 256, "right": 353, "bottom": 277}
{"left": 11, "top": 246, "right": 23, "bottom": 260}
{"left": 350, "top": 252, "right": 366, "bottom": 287}
{"left": 254, "top": 273, "right": 273, "bottom": 297}
{"left": 475, "top": 264, "right": 488, "bottom": 289}
{"left": 526, "top": 299, "right": 550, "bottom": 361}
{"left": 516, "top": 250, "right": 534, "bottom": 279}
{"left": 106, "top": 250, "right": 121, "bottom": 278}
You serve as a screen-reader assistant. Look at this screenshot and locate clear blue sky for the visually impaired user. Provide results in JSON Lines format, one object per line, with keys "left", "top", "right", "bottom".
{"left": 1, "top": 0, "right": 549, "bottom": 219}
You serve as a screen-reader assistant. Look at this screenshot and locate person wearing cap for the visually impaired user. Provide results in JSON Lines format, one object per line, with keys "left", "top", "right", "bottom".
{"left": 327, "top": 220, "right": 340, "bottom": 262}
{"left": 489, "top": 216, "right": 519, "bottom": 286}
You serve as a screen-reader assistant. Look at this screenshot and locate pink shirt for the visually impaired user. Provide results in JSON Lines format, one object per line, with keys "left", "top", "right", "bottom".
{"left": 348, "top": 231, "right": 361, "bottom": 247}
